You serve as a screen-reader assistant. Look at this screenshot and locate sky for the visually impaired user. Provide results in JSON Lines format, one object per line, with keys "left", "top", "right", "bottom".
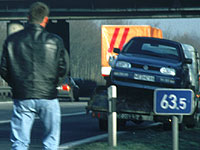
{"left": 126, "top": 18, "right": 200, "bottom": 37}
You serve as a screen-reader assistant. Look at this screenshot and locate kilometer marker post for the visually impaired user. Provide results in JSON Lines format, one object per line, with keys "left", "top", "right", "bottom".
{"left": 108, "top": 85, "right": 117, "bottom": 147}
{"left": 172, "top": 115, "right": 179, "bottom": 150}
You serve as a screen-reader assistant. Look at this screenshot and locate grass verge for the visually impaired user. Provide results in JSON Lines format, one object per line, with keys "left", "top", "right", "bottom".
{"left": 70, "top": 127, "right": 200, "bottom": 150}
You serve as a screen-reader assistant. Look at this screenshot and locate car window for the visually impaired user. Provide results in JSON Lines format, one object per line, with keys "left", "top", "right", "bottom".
{"left": 122, "top": 38, "right": 180, "bottom": 60}
{"left": 141, "top": 44, "right": 178, "bottom": 56}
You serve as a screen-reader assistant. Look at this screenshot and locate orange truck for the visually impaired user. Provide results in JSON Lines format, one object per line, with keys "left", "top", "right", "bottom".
{"left": 101, "top": 25, "right": 163, "bottom": 77}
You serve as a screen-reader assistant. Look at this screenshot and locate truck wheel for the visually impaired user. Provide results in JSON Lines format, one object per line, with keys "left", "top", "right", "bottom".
{"left": 99, "top": 119, "right": 108, "bottom": 131}
{"left": 184, "top": 102, "right": 199, "bottom": 128}
{"left": 163, "top": 122, "right": 185, "bottom": 131}
{"left": 163, "top": 122, "right": 171, "bottom": 130}
{"left": 98, "top": 119, "right": 126, "bottom": 131}
{"left": 117, "top": 119, "right": 126, "bottom": 130}
{"left": 185, "top": 112, "right": 199, "bottom": 128}
{"left": 133, "top": 120, "right": 144, "bottom": 125}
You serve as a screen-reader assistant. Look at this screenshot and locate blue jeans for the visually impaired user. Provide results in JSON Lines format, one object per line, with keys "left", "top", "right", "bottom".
{"left": 10, "top": 99, "right": 61, "bottom": 150}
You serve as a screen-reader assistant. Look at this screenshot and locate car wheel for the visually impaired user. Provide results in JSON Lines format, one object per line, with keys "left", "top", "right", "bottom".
{"left": 73, "top": 91, "right": 79, "bottom": 101}
{"left": 74, "top": 96, "right": 79, "bottom": 101}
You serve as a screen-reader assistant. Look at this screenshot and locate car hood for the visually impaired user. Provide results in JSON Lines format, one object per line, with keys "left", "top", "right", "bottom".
{"left": 116, "top": 53, "right": 182, "bottom": 67}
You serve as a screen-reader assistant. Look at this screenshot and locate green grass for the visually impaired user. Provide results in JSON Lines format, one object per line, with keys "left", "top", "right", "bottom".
{"left": 70, "top": 127, "right": 200, "bottom": 150}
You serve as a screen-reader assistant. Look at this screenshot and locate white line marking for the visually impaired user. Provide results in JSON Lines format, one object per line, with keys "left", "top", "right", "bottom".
{"left": 0, "top": 120, "right": 10, "bottom": 124}
{"left": 59, "top": 131, "right": 127, "bottom": 150}
{"left": 0, "top": 101, "right": 12, "bottom": 104}
{"left": 61, "top": 112, "right": 86, "bottom": 117}
{"left": 0, "top": 112, "right": 86, "bottom": 124}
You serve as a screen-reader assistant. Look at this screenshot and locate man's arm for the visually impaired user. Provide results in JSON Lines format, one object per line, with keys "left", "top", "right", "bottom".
{"left": 59, "top": 49, "right": 69, "bottom": 76}
{"left": 0, "top": 42, "right": 9, "bottom": 83}
{"left": 58, "top": 45, "right": 70, "bottom": 85}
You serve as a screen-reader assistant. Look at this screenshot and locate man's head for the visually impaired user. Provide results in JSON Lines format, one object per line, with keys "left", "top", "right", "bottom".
{"left": 28, "top": 2, "right": 49, "bottom": 27}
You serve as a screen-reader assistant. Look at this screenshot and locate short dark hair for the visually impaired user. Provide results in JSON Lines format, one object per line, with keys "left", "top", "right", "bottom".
{"left": 28, "top": 2, "right": 49, "bottom": 24}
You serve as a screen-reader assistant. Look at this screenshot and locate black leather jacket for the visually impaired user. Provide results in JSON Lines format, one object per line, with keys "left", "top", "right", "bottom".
{"left": 0, "top": 24, "right": 69, "bottom": 99}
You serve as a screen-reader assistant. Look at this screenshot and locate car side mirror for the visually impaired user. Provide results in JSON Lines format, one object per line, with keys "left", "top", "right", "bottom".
{"left": 184, "top": 58, "right": 192, "bottom": 64}
{"left": 113, "top": 48, "right": 120, "bottom": 54}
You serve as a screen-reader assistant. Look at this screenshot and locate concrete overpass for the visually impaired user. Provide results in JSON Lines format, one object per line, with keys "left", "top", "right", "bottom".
{"left": 0, "top": 0, "right": 200, "bottom": 20}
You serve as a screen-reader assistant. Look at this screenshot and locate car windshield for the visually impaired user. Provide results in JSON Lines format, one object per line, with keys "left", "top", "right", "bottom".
{"left": 122, "top": 38, "right": 180, "bottom": 60}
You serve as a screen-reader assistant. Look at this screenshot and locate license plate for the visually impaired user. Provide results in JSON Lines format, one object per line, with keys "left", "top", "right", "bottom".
{"left": 134, "top": 73, "right": 155, "bottom": 82}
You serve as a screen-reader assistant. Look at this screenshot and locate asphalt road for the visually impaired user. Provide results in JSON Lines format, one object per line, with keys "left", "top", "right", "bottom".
{"left": 0, "top": 99, "right": 106, "bottom": 150}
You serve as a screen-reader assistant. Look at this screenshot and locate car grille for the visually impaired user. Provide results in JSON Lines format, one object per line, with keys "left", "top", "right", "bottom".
{"left": 131, "top": 63, "right": 160, "bottom": 71}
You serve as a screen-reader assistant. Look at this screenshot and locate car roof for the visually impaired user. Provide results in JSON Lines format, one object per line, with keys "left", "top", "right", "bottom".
{"left": 132, "top": 37, "right": 181, "bottom": 45}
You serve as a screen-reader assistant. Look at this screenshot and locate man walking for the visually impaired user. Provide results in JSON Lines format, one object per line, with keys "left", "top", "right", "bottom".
{"left": 0, "top": 2, "right": 69, "bottom": 150}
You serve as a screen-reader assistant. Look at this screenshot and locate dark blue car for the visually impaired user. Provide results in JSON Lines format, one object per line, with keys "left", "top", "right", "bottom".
{"left": 110, "top": 37, "right": 192, "bottom": 90}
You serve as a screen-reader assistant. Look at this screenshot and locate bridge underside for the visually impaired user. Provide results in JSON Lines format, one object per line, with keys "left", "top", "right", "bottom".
{"left": 0, "top": 0, "right": 200, "bottom": 20}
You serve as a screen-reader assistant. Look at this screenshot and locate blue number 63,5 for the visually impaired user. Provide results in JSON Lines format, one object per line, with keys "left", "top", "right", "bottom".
{"left": 154, "top": 89, "right": 193, "bottom": 115}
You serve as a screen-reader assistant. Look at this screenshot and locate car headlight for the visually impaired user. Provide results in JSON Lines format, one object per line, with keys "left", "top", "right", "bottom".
{"left": 116, "top": 61, "right": 131, "bottom": 68}
{"left": 160, "top": 67, "right": 176, "bottom": 76}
